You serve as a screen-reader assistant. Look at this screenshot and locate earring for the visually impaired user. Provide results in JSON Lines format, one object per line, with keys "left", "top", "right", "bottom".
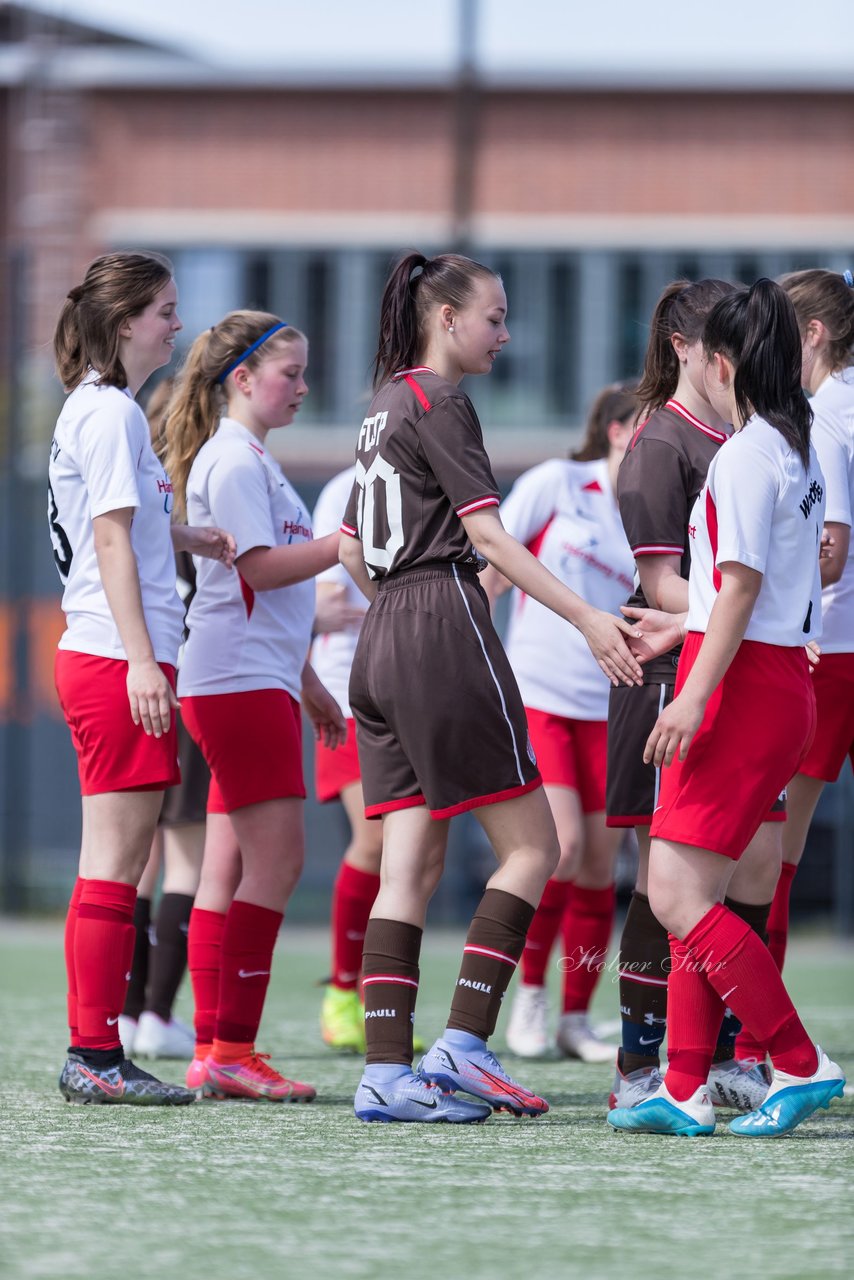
{"left": 448, "top": 324, "right": 455, "bottom": 333}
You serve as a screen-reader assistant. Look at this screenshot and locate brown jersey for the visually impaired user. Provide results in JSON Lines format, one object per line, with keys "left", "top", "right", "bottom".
{"left": 617, "top": 398, "right": 729, "bottom": 678}
{"left": 341, "top": 367, "right": 500, "bottom": 578}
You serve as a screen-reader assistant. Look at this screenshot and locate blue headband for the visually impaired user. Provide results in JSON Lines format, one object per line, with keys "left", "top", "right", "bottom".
{"left": 217, "top": 322, "right": 289, "bottom": 384}
{"left": 843, "top": 270, "right": 854, "bottom": 287}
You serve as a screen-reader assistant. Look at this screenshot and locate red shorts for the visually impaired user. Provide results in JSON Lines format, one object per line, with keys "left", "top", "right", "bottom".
{"left": 55, "top": 651, "right": 180, "bottom": 796}
{"left": 315, "top": 717, "right": 361, "bottom": 802}
{"left": 525, "top": 708, "right": 607, "bottom": 814}
{"left": 650, "top": 632, "right": 816, "bottom": 861}
{"left": 798, "top": 652, "right": 854, "bottom": 783}
{"left": 180, "top": 689, "right": 305, "bottom": 814}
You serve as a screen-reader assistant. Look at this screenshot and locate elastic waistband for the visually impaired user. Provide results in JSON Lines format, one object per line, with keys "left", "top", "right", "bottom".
{"left": 376, "top": 560, "right": 480, "bottom": 592}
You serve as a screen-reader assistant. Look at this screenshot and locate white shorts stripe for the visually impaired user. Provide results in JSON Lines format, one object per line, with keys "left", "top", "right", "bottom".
{"left": 651, "top": 682, "right": 667, "bottom": 811}
{"left": 452, "top": 564, "right": 525, "bottom": 785}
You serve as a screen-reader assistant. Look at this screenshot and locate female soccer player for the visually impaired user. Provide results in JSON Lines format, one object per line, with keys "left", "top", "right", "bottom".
{"left": 164, "top": 311, "right": 345, "bottom": 1101}
{"left": 339, "top": 250, "right": 646, "bottom": 1124}
{"left": 609, "top": 279, "right": 845, "bottom": 1138}
{"left": 734, "top": 268, "right": 854, "bottom": 1065}
{"left": 607, "top": 279, "right": 780, "bottom": 1114}
{"left": 483, "top": 383, "right": 638, "bottom": 1062}
{"left": 51, "top": 251, "right": 234, "bottom": 1105}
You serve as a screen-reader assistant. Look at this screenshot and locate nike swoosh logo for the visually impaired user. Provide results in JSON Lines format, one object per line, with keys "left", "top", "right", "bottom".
{"left": 79, "top": 1066, "right": 124, "bottom": 1097}
{"left": 106, "top": 1016, "right": 120, "bottom": 1026}
{"left": 638, "top": 1036, "right": 659, "bottom": 1045}
{"left": 238, "top": 969, "right": 271, "bottom": 979}
{"left": 411, "top": 1097, "right": 439, "bottom": 1109}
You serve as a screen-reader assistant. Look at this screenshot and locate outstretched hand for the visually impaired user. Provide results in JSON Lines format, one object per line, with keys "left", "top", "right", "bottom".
{"left": 620, "top": 605, "right": 685, "bottom": 664}
{"left": 173, "top": 524, "right": 237, "bottom": 569}
{"left": 581, "top": 609, "right": 644, "bottom": 687}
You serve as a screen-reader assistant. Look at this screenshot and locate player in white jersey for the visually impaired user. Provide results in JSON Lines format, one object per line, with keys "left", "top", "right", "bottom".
{"left": 610, "top": 279, "right": 845, "bottom": 1138}
{"left": 482, "top": 383, "right": 638, "bottom": 1062}
{"left": 164, "top": 310, "right": 345, "bottom": 1102}
{"left": 735, "top": 268, "right": 854, "bottom": 1065}
{"left": 51, "top": 251, "right": 234, "bottom": 1107}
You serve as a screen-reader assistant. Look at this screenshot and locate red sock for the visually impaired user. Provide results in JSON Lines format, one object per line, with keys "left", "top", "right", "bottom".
{"left": 215, "top": 899, "right": 283, "bottom": 1045}
{"left": 74, "top": 879, "right": 137, "bottom": 1050}
{"left": 560, "top": 883, "right": 616, "bottom": 1013}
{"left": 64, "top": 876, "right": 85, "bottom": 1047}
{"left": 678, "top": 904, "right": 817, "bottom": 1079}
{"left": 766, "top": 860, "right": 797, "bottom": 971}
{"left": 188, "top": 907, "right": 226, "bottom": 1050}
{"left": 331, "top": 862, "right": 380, "bottom": 989}
{"left": 519, "top": 879, "right": 571, "bottom": 986}
{"left": 663, "top": 932, "right": 725, "bottom": 1101}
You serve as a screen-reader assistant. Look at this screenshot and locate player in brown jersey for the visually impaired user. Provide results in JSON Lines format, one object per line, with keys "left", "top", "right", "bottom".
{"left": 607, "top": 279, "right": 783, "bottom": 1114}
{"left": 340, "top": 250, "right": 646, "bottom": 1124}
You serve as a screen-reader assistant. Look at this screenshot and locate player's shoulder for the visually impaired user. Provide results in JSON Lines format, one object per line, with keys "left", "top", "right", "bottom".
{"left": 58, "top": 376, "right": 146, "bottom": 451}
{"left": 389, "top": 368, "right": 473, "bottom": 417}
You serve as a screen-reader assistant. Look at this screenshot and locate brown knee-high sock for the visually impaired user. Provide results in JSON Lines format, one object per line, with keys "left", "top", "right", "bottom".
{"left": 618, "top": 890, "right": 670, "bottom": 1073}
{"left": 447, "top": 889, "right": 535, "bottom": 1040}
{"left": 712, "top": 896, "right": 771, "bottom": 1063}
{"left": 362, "top": 919, "right": 422, "bottom": 1066}
{"left": 122, "top": 896, "right": 152, "bottom": 1021}
{"left": 146, "top": 892, "right": 194, "bottom": 1022}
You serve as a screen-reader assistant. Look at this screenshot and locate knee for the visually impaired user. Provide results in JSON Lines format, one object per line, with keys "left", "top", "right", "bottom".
{"left": 646, "top": 877, "right": 682, "bottom": 939}
{"left": 555, "top": 834, "right": 582, "bottom": 880}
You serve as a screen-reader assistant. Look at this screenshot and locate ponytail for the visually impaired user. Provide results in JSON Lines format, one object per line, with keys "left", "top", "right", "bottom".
{"left": 703, "top": 279, "right": 812, "bottom": 469}
{"left": 570, "top": 381, "right": 639, "bottom": 461}
{"left": 164, "top": 310, "right": 304, "bottom": 521}
{"left": 636, "top": 278, "right": 736, "bottom": 417}
{"left": 373, "top": 249, "right": 499, "bottom": 388}
{"left": 54, "top": 251, "right": 173, "bottom": 391}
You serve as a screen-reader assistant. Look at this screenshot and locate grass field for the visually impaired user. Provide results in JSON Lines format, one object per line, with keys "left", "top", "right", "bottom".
{"left": 1, "top": 921, "right": 852, "bottom": 1280}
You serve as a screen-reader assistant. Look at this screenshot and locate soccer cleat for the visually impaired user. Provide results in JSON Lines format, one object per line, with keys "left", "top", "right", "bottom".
{"left": 729, "top": 1047, "right": 845, "bottom": 1138}
{"left": 354, "top": 1071, "right": 492, "bottom": 1124}
{"left": 608, "top": 1081, "right": 715, "bottom": 1136}
{"left": 707, "top": 1057, "right": 771, "bottom": 1112}
{"left": 133, "top": 1011, "right": 196, "bottom": 1060}
{"left": 205, "top": 1051, "right": 316, "bottom": 1102}
{"left": 59, "top": 1055, "right": 196, "bottom": 1106}
{"left": 556, "top": 1012, "right": 616, "bottom": 1064}
{"left": 418, "top": 1038, "right": 549, "bottom": 1116}
{"left": 321, "top": 986, "right": 366, "bottom": 1053}
{"left": 185, "top": 1053, "right": 212, "bottom": 1093}
{"left": 608, "top": 1061, "right": 664, "bottom": 1110}
{"left": 117, "top": 1014, "right": 138, "bottom": 1056}
{"left": 505, "top": 983, "right": 550, "bottom": 1058}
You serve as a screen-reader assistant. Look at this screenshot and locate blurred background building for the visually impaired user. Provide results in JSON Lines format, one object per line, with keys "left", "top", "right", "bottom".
{"left": 1, "top": 0, "right": 852, "bottom": 923}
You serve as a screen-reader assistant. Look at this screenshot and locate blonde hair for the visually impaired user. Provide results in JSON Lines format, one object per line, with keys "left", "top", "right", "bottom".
{"left": 54, "top": 251, "right": 173, "bottom": 391}
{"left": 779, "top": 269, "right": 854, "bottom": 373}
{"left": 143, "top": 377, "right": 174, "bottom": 460}
{"left": 164, "top": 311, "right": 304, "bottom": 520}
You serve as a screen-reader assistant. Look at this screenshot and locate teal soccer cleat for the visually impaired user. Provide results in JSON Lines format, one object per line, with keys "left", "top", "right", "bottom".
{"left": 729, "top": 1047, "right": 844, "bottom": 1138}
{"left": 608, "top": 1081, "right": 715, "bottom": 1136}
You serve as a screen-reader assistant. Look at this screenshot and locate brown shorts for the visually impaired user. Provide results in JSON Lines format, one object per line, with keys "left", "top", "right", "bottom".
{"left": 350, "top": 563, "right": 541, "bottom": 819}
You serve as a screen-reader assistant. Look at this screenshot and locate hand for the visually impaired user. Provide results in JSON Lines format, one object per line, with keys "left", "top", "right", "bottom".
{"left": 173, "top": 524, "right": 237, "bottom": 569}
{"left": 643, "top": 690, "right": 705, "bottom": 767}
{"left": 819, "top": 528, "right": 835, "bottom": 561}
{"left": 621, "top": 605, "right": 685, "bottom": 664}
{"left": 301, "top": 665, "right": 347, "bottom": 749}
{"left": 314, "top": 585, "right": 367, "bottom": 634}
{"left": 580, "top": 608, "right": 644, "bottom": 688}
{"left": 806, "top": 640, "right": 821, "bottom": 672}
{"left": 127, "top": 658, "right": 179, "bottom": 737}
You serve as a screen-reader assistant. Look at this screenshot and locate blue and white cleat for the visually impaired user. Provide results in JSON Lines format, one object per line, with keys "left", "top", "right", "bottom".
{"left": 608, "top": 1081, "right": 715, "bottom": 1136}
{"left": 729, "top": 1047, "right": 845, "bottom": 1138}
{"left": 354, "top": 1070, "right": 491, "bottom": 1124}
{"left": 418, "top": 1038, "right": 549, "bottom": 1116}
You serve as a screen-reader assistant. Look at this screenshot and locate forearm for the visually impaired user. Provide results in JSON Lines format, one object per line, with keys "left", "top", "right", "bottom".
{"left": 339, "top": 534, "right": 377, "bottom": 602}
{"left": 238, "top": 532, "right": 340, "bottom": 592}
{"left": 637, "top": 556, "right": 688, "bottom": 613}
{"left": 468, "top": 518, "right": 595, "bottom": 631}
{"left": 94, "top": 524, "right": 156, "bottom": 663}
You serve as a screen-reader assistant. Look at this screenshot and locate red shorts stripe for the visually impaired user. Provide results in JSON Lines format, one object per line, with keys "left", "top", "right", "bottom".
{"left": 651, "top": 633, "right": 815, "bottom": 861}
{"left": 54, "top": 651, "right": 179, "bottom": 795}
{"left": 315, "top": 719, "right": 361, "bottom": 802}
{"left": 364, "top": 793, "right": 427, "bottom": 819}
{"left": 429, "top": 776, "right": 542, "bottom": 821}
{"left": 525, "top": 708, "right": 607, "bottom": 813}
{"left": 181, "top": 688, "right": 305, "bottom": 813}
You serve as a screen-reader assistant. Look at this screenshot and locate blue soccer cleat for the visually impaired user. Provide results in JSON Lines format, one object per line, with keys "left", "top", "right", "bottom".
{"left": 418, "top": 1037, "right": 549, "bottom": 1116}
{"left": 608, "top": 1081, "right": 715, "bottom": 1136}
{"left": 729, "top": 1046, "right": 845, "bottom": 1138}
{"left": 354, "top": 1070, "right": 492, "bottom": 1124}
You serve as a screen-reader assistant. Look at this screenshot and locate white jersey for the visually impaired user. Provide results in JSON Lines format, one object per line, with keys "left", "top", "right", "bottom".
{"left": 686, "top": 416, "right": 825, "bottom": 646}
{"left": 48, "top": 371, "right": 183, "bottom": 664}
{"left": 501, "top": 458, "right": 635, "bottom": 720}
{"left": 179, "top": 418, "right": 314, "bottom": 699}
{"left": 810, "top": 368, "right": 854, "bottom": 654}
{"left": 309, "top": 466, "right": 363, "bottom": 718}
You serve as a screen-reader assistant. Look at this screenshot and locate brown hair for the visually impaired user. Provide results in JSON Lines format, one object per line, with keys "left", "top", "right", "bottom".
{"left": 143, "top": 377, "right": 174, "bottom": 460}
{"left": 373, "top": 250, "right": 499, "bottom": 388}
{"left": 164, "top": 310, "right": 305, "bottom": 520}
{"left": 779, "top": 269, "right": 854, "bottom": 373}
{"left": 636, "top": 278, "right": 736, "bottom": 417}
{"left": 571, "top": 381, "right": 639, "bottom": 462}
{"left": 53, "top": 251, "right": 174, "bottom": 391}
